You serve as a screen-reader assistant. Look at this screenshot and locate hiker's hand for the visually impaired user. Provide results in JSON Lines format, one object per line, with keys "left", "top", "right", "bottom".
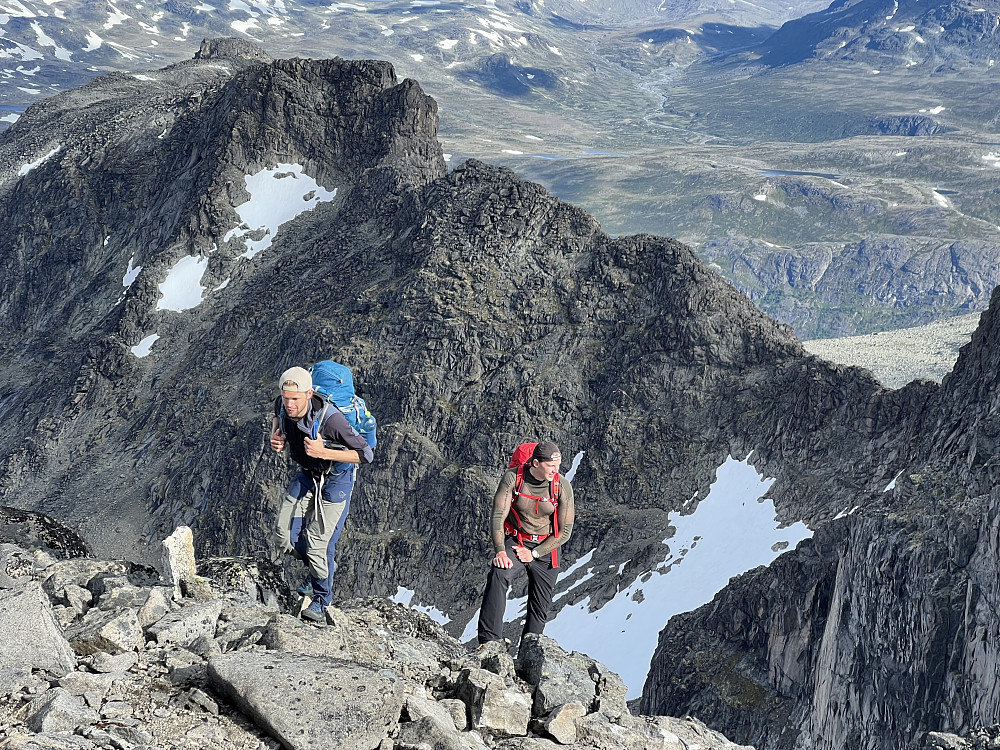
{"left": 304, "top": 436, "right": 327, "bottom": 458}
{"left": 270, "top": 430, "right": 285, "bottom": 452}
{"left": 514, "top": 545, "right": 535, "bottom": 563}
{"left": 492, "top": 551, "right": 513, "bottom": 569}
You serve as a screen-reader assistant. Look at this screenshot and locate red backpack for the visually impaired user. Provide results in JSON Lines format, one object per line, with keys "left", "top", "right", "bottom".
{"left": 503, "top": 442, "right": 561, "bottom": 567}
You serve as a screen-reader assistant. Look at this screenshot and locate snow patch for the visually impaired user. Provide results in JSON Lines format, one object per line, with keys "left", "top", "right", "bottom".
{"left": 132, "top": 73, "right": 154, "bottom": 81}
{"left": 392, "top": 586, "right": 451, "bottom": 625}
{"left": 0, "top": 113, "right": 19, "bottom": 123}
{"left": 104, "top": 5, "right": 129, "bottom": 28}
{"left": 232, "top": 18, "right": 260, "bottom": 33}
{"left": 438, "top": 38, "right": 459, "bottom": 49}
{"left": 18, "top": 145, "right": 60, "bottom": 175}
{"left": 225, "top": 163, "right": 337, "bottom": 260}
{"left": 544, "top": 456, "right": 812, "bottom": 697}
{"left": 753, "top": 193, "right": 767, "bottom": 201}
{"left": 130, "top": 334, "right": 160, "bottom": 358}
{"left": 31, "top": 21, "right": 72, "bottom": 60}
{"left": 123, "top": 256, "right": 142, "bottom": 287}
{"left": 156, "top": 255, "right": 208, "bottom": 312}
{"left": 82, "top": 31, "right": 103, "bottom": 51}
{"left": 884, "top": 470, "right": 903, "bottom": 492}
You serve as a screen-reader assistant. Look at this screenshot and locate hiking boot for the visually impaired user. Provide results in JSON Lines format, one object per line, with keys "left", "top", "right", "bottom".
{"left": 301, "top": 600, "right": 326, "bottom": 623}
{"left": 296, "top": 579, "right": 313, "bottom": 596}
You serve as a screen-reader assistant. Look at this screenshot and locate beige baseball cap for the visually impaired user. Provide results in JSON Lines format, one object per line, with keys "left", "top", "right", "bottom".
{"left": 278, "top": 366, "right": 312, "bottom": 392}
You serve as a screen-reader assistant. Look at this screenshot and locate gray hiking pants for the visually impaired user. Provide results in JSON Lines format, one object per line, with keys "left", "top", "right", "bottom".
{"left": 275, "top": 469, "right": 354, "bottom": 605}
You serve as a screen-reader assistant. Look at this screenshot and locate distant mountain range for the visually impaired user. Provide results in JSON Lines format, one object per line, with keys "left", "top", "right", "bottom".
{"left": 3, "top": 0, "right": 999, "bottom": 337}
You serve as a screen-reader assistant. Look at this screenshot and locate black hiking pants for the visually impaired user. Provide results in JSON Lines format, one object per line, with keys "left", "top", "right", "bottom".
{"left": 477, "top": 536, "right": 559, "bottom": 645}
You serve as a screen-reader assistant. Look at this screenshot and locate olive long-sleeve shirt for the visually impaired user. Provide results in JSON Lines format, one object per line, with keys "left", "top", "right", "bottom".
{"left": 490, "top": 467, "right": 574, "bottom": 557}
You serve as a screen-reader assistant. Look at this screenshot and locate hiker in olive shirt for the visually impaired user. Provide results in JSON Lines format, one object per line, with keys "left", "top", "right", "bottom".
{"left": 477, "top": 441, "right": 575, "bottom": 645}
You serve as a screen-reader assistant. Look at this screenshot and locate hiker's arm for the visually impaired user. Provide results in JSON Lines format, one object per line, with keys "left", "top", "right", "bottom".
{"left": 303, "top": 437, "right": 362, "bottom": 463}
{"left": 318, "top": 411, "right": 375, "bottom": 464}
{"left": 530, "top": 479, "right": 575, "bottom": 558}
{"left": 269, "top": 417, "right": 284, "bottom": 452}
{"left": 490, "top": 473, "right": 516, "bottom": 567}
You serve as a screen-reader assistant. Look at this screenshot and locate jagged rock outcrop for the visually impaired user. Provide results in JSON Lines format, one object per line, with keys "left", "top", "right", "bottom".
{"left": 639, "top": 285, "right": 1000, "bottom": 749}
{"left": 0, "top": 527, "right": 750, "bottom": 750}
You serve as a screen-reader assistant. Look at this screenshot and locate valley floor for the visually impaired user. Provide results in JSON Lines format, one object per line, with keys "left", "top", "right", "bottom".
{"left": 803, "top": 311, "right": 983, "bottom": 389}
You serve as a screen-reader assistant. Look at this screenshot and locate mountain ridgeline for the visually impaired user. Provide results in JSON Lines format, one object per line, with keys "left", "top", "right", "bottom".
{"left": 1, "top": 39, "right": 1000, "bottom": 749}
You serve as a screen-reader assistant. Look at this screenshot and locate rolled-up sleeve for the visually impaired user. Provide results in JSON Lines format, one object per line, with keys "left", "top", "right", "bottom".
{"left": 322, "top": 411, "right": 375, "bottom": 464}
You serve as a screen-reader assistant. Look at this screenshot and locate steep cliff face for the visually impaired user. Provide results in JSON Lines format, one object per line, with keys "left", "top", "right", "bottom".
{"left": 639, "top": 287, "right": 1000, "bottom": 749}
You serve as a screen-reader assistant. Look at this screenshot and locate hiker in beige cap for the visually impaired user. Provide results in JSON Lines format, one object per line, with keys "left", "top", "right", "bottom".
{"left": 270, "top": 366, "right": 374, "bottom": 623}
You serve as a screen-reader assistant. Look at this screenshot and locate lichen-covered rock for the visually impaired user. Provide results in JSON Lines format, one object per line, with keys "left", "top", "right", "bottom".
{"left": 396, "top": 716, "right": 490, "bottom": 750}
{"left": 208, "top": 651, "right": 406, "bottom": 750}
{"left": 147, "top": 599, "right": 224, "bottom": 648}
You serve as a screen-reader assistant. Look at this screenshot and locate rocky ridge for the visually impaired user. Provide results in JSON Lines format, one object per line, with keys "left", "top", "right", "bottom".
{"left": 0, "top": 518, "right": 749, "bottom": 750}
{"left": 0, "top": 37, "right": 925, "bottom": 629}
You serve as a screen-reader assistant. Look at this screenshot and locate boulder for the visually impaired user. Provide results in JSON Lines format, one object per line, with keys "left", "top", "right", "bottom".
{"left": 57, "top": 670, "right": 128, "bottom": 703}
{"left": 64, "top": 608, "right": 144, "bottom": 655}
{"left": 161, "top": 526, "right": 197, "bottom": 599}
{"left": 208, "top": 651, "right": 406, "bottom": 750}
{"left": 440, "top": 698, "right": 470, "bottom": 730}
{"left": 455, "top": 667, "right": 531, "bottom": 736}
{"left": 542, "top": 701, "right": 586, "bottom": 744}
{"left": 147, "top": 599, "right": 224, "bottom": 647}
{"left": 517, "top": 634, "right": 629, "bottom": 720}
{"left": 25, "top": 687, "right": 100, "bottom": 733}
{"left": 406, "top": 694, "right": 458, "bottom": 729}
{"left": 396, "top": 716, "right": 490, "bottom": 750}
{"left": 136, "top": 586, "right": 171, "bottom": 628}
{"left": 85, "top": 651, "right": 138, "bottom": 674}
{"left": 0, "top": 581, "right": 77, "bottom": 693}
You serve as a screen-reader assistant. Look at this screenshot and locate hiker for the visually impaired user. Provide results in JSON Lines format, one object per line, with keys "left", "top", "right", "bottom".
{"left": 477, "top": 441, "right": 575, "bottom": 645}
{"left": 269, "top": 366, "right": 374, "bottom": 622}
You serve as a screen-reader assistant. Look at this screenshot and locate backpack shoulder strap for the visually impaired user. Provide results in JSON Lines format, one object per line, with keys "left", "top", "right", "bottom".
{"left": 311, "top": 401, "right": 329, "bottom": 441}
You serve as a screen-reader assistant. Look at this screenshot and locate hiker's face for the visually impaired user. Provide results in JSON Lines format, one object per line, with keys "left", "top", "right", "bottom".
{"left": 534, "top": 457, "right": 561, "bottom": 481}
{"left": 281, "top": 389, "right": 312, "bottom": 419}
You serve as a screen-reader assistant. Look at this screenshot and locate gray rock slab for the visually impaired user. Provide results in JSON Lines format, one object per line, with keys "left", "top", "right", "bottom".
{"left": 25, "top": 687, "right": 100, "bottom": 733}
{"left": 208, "top": 651, "right": 406, "bottom": 750}
{"left": 406, "top": 694, "right": 457, "bottom": 729}
{"left": 456, "top": 668, "right": 530, "bottom": 736}
{"left": 397, "top": 716, "right": 490, "bottom": 750}
{"left": 440, "top": 698, "right": 469, "bottom": 730}
{"left": 517, "top": 634, "right": 629, "bottom": 720}
{"left": 57, "top": 670, "right": 127, "bottom": 700}
{"left": 136, "top": 586, "right": 171, "bottom": 628}
{"left": 2, "top": 733, "right": 97, "bottom": 749}
{"left": 162, "top": 526, "right": 197, "bottom": 599}
{"left": 85, "top": 651, "right": 138, "bottom": 673}
{"left": 147, "top": 598, "right": 223, "bottom": 647}
{"left": 64, "top": 608, "right": 144, "bottom": 655}
{"left": 494, "top": 739, "right": 562, "bottom": 750}
{"left": 542, "top": 701, "right": 586, "bottom": 745}
{"left": 0, "top": 581, "right": 77, "bottom": 693}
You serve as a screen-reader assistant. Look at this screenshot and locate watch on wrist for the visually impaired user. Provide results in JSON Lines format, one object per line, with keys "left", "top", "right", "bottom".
{"left": 531, "top": 549, "right": 538, "bottom": 559}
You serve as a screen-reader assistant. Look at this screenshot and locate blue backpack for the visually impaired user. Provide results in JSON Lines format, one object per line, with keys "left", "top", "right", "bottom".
{"left": 308, "top": 360, "right": 377, "bottom": 449}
